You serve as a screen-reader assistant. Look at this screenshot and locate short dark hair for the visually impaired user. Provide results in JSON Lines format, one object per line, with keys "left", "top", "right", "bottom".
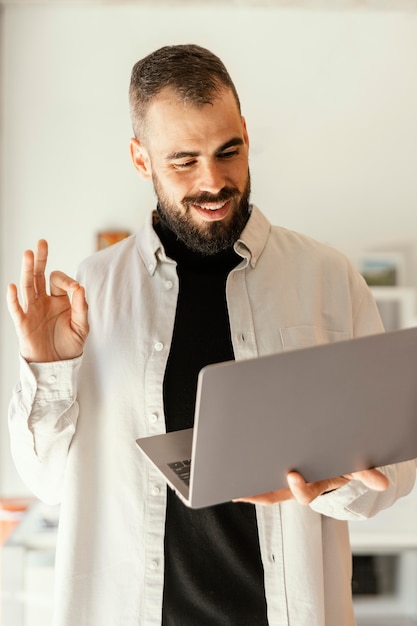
{"left": 129, "top": 44, "right": 241, "bottom": 140}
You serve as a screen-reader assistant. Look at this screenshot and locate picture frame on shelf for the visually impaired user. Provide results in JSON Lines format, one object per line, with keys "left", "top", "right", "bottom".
{"left": 97, "top": 230, "right": 130, "bottom": 251}
{"left": 356, "top": 252, "right": 406, "bottom": 288}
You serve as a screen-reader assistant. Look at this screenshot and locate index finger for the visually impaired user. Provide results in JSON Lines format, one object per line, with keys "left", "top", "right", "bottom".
{"left": 49, "top": 270, "right": 80, "bottom": 297}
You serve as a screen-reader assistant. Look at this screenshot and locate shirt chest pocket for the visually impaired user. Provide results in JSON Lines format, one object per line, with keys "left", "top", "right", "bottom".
{"left": 279, "top": 325, "right": 350, "bottom": 351}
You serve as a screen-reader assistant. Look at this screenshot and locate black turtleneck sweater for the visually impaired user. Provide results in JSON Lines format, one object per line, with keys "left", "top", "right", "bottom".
{"left": 154, "top": 219, "right": 269, "bottom": 626}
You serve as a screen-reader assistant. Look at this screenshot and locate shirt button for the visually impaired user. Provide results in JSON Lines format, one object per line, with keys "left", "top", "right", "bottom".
{"left": 149, "top": 413, "right": 158, "bottom": 423}
{"left": 154, "top": 341, "right": 164, "bottom": 352}
{"left": 47, "top": 375, "right": 56, "bottom": 384}
{"left": 164, "top": 280, "right": 173, "bottom": 290}
{"left": 151, "top": 485, "right": 161, "bottom": 496}
{"left": 150, "top": 560, "right": 159, "bottom": 570}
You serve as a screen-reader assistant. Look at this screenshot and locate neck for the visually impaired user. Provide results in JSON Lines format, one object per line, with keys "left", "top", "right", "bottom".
{"left": 153, "top": 212, "right": 240, "bottom": 271}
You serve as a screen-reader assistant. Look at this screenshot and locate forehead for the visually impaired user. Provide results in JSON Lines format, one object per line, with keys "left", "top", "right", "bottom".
{"left": 144, "top": 87, "right": 244, "bottom": 155}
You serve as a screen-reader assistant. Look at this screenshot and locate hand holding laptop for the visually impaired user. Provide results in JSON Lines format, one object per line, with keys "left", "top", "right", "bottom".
{"left": 137, "top": 327, "right": 417, "bottom": 509}
{"left": 233, "top": 467, "right": 389, "bottom": 506}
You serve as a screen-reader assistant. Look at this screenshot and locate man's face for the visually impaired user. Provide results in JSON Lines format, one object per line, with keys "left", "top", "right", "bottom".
{"left": 130, "top": 87, "right": 251, "bottom": 254}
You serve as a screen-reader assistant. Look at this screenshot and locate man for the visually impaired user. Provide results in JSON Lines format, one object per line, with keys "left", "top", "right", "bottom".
{"left": 7, "top": 44, "right": 415, "bottom": 626}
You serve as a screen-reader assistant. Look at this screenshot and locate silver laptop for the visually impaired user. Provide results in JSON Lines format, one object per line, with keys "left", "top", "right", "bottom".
{"left": 136, "top": 327, "right": 417, "bottom": 509}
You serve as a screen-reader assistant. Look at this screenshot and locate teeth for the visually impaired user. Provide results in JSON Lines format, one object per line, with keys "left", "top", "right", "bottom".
{"left": 197, "top": 201, "right": 226, "bottom": 211}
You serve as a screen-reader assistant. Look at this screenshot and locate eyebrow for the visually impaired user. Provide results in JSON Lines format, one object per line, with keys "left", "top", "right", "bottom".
{"left": 166, "top": 137, "right": 244, "bottom": 161}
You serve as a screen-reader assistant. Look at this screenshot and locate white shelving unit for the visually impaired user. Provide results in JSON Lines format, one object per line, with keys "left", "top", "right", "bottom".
{"left": 350, "top": 285, "right": 417, "bottom": 623}
{"left": 350, "top": 482, "right": 417, "bottom": 623}
{"left": 1, "top": 502, "right": 58, "bottom": 626}
{"left": 370, "top": 287, "right": 417, "bottom": 331}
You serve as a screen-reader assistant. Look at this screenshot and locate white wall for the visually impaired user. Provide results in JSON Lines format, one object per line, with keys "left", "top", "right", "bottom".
{"left": 1, "top": 4, "right": 417, "bottom": 494}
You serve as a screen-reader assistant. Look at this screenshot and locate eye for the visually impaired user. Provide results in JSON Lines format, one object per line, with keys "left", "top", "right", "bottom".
{"left": 218, "top": 149, "right": 239, "bottom": 160}
{"left": 172, "top": 160, "right": 196, "bottom": 170}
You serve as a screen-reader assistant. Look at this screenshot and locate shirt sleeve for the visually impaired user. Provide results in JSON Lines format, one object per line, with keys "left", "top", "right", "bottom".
{"left": 8, "top": 355, "right": 82, "bottom": 505}
{"left": 309, "top": 461, "right": 416, "bottom": 520}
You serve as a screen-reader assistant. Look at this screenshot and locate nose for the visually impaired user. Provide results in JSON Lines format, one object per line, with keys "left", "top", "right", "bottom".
{"left": 197, "top": 159, "right": 226, "bottom": 194}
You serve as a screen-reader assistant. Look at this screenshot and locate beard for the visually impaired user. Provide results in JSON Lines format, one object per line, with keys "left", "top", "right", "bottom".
{"left": 153, "top": 171, "right": 251, "bottom": 255}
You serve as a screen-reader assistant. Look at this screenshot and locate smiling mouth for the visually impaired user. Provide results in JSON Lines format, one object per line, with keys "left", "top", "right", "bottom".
{"left": 191, "top": 199, "right": 232, "bottom": 222}
{"left": 193, "top": 200, "right": 228, "bottom": 211}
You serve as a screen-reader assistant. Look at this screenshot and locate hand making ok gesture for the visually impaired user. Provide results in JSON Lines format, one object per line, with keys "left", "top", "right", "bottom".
{"left": 6, "top": 239, "right": 89, "bottom": 363}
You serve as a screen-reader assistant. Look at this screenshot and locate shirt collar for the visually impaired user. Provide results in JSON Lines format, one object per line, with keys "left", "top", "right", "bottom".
{"left": 136, "top": 204, "right": 271, "bottom": 275}
{"left": 234, "top": 205, "right": 271, "bottom": 268}
{"left": 135, "top": 210, "right": 169, "bottom": 276}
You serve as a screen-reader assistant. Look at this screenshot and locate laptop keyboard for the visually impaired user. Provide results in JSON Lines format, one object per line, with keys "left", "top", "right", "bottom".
{"left": 168, "top": 459, "right": 191, "bottom": 486}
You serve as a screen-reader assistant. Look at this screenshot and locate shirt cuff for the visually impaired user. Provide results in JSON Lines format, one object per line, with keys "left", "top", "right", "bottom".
{"left": 309, "top": 479, "right": 370, "bottom": 520}
{"left": 20, "top": 354, "right": 83, "bottom": 402}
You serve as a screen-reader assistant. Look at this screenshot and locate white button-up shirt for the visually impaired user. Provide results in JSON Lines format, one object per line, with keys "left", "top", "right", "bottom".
{"left": 9, "top": 206, "right": 416, "bottom": 626}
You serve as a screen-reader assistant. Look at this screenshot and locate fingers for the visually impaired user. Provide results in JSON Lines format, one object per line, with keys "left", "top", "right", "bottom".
{"left": 19, "top": 240, "right": 49, "bottom": 308}
{"left": 233, "top": 468, "right": 389, "bottom": 508}
{"left": 6, "top": 283, "right": 25, "bottom": 328}
{"left": 233, "top": 487, "right": 293, "bottom": 505}
{"left": 287, "top": 472, "right": 348, "bottom": 505}
{"left": 33, "top": 239, "right": 48, "bottom": 298}
{"left": 49, "top": 270, "right": 80, "bottom": 297}
{"left": 70, "top": 285, "right": 89, "bottom": 340}
{"left": 15, "top": 240, "right": 82, "bottom": 306}
{"left": 346, "top": 468, "right": 389, "bottom": 492}
{"left": 287, "top": 473, "right": 323, "bottom": 504}
{"left": 287, "top": 467, "right": 389, "bottom": 506}
{"left": 20, "top": 249, "right": 36, "bottom": 309}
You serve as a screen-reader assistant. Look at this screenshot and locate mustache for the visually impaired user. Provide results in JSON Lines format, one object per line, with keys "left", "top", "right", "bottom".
{"left": 182, "top": 187, "right": 239, "bottom": 206}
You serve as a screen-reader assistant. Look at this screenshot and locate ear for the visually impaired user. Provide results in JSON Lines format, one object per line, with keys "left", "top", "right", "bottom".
{"left": 129, "top": 138, "right": 152, "bottom": 180}
{"left": 241, "top": 116, "right": 250, "bottom": 149}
